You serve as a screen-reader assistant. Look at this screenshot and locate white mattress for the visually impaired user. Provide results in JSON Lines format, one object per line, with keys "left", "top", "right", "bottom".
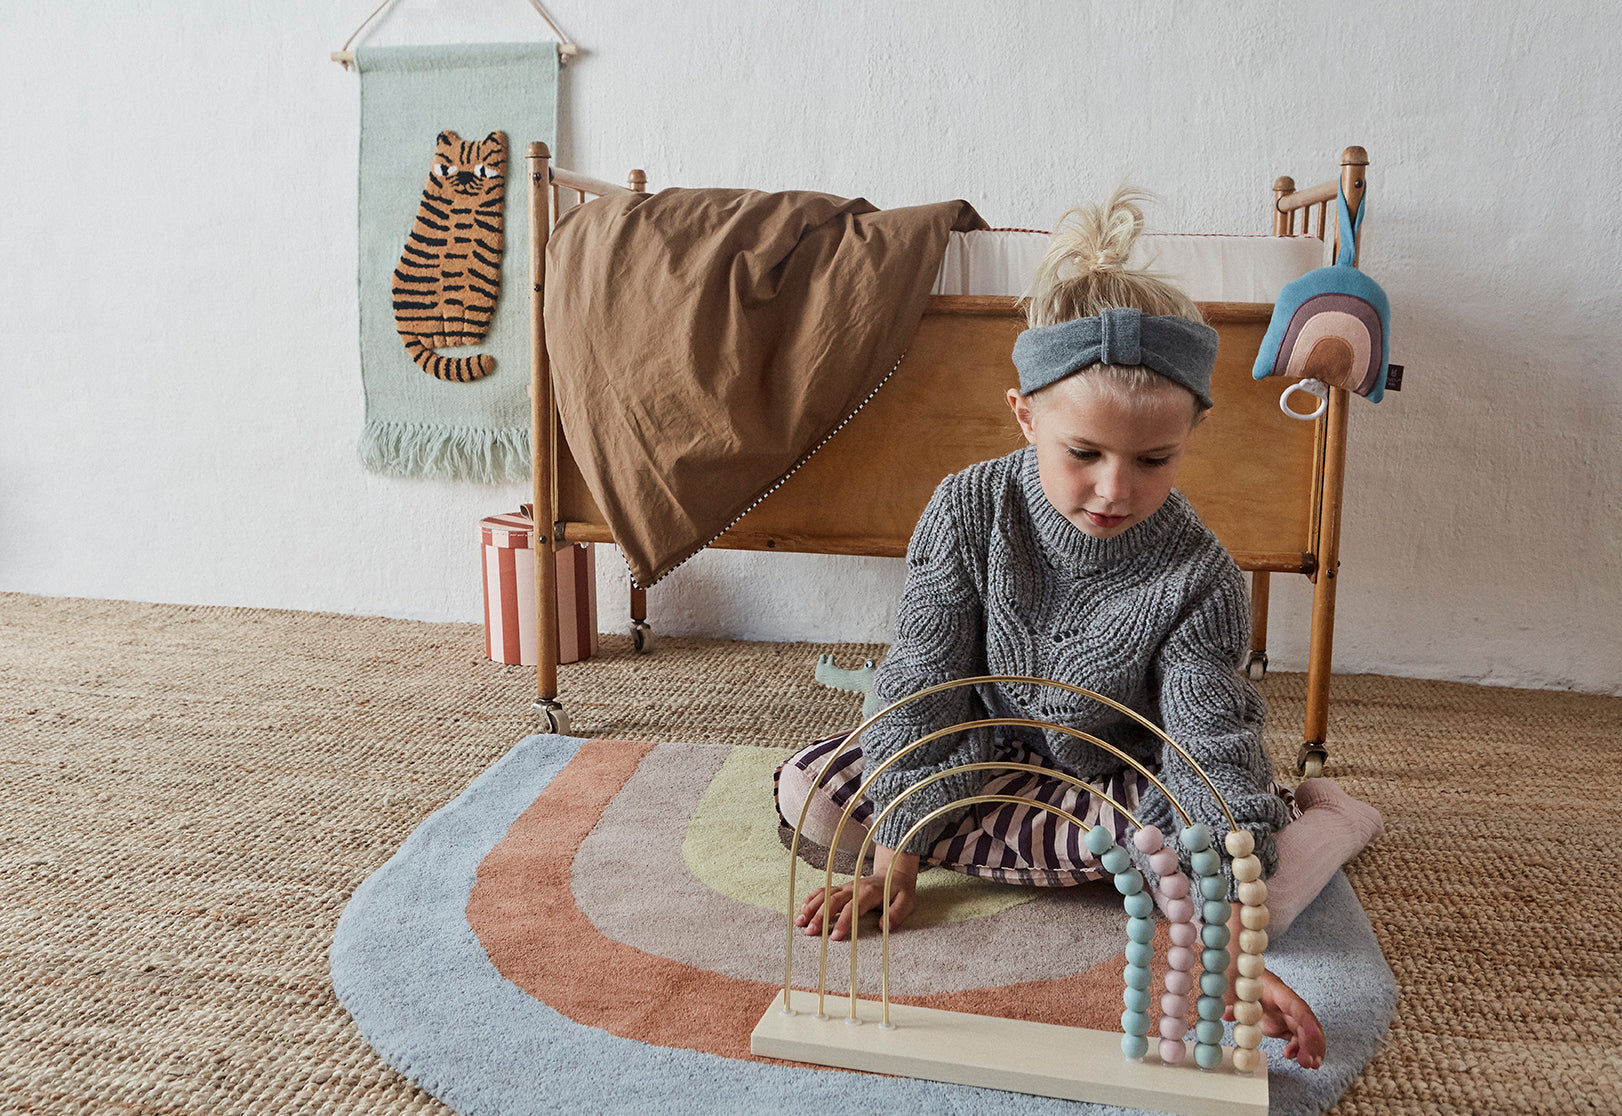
{"left": 932, "top": 229, "right": 1327, "bottom": 302}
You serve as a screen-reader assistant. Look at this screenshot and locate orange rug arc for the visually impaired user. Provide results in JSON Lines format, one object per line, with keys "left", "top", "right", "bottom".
{"left": 467, "top": 739, "right": 1148, "bottom": 1062}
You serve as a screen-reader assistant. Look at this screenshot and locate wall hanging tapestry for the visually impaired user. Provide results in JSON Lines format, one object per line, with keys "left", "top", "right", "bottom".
{"left": 354, "top": 43, "right": 557, "bottom": 481}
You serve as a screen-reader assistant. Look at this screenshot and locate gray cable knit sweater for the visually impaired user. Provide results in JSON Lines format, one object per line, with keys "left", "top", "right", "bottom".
{"left": 863, "top": 446, "right": 1288, "bottom": 887}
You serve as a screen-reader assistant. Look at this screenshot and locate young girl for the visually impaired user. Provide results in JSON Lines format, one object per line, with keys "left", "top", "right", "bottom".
{"left": 776, "top": 188, "right": 1385, "bottom": 1070}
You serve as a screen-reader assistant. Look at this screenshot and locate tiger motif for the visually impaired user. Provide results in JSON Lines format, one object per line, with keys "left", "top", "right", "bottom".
{"left": 393, "top": 130, "right": 507, "bottom": 382}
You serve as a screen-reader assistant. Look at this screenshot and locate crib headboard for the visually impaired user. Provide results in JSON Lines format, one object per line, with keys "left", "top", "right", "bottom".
{"left": 528, "top": 148, "right": 1330, "bottom": 579}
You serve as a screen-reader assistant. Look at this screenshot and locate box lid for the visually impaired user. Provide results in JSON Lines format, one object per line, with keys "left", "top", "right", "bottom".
{"left": 480, "top": 510, "right": 532, "bottom": 548}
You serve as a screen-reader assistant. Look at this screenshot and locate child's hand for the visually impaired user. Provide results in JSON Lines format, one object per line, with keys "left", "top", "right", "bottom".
{"left": 796, "top": 848, "right": 919, "bottom": 941}
{"left": 1226, "top": 969, "right": 1326, "bottom": 1069}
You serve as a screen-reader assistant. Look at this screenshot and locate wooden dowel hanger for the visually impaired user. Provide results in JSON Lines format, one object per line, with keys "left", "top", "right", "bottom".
{"left": 331, "top": 0, "right": 580, "bottom": 69}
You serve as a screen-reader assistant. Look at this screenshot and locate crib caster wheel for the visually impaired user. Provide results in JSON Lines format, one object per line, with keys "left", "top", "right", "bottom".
{"left": 1296, "top": 743, "right": 1327, "bottom": 778}
{"left": 534, "top": 700, "right": 571, "bottom": 736}
{"left": 631, "top": 621, "right": 653, "bottom": 654}
{"left": 1245, "top": 652, "right": 1268, "bottom": 682}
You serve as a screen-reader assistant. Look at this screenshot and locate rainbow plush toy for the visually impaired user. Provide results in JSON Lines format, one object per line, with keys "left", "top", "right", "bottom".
{"left": 1253, "top": 186, "right": 1392, "bottom": 419}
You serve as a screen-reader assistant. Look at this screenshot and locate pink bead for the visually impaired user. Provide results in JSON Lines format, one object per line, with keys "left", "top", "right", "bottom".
{"left": 1167, "top": 946, "right": 1195, "bottom": 971}
{"left": 1134, "top": 825, "right": 1165, "bottom": 854}
{"left": 1160, "top": 1039, "right": 1186, "bottom": 1065}
{"left": 1169, "top": 921, "right": 1197, "bottom": 947}
{"left": 1160, "top": 992, "right": 1187, "bottom": 1018}
{"left": 1164, "top": 970, "right": 1192, "bottom": 995}
{"left": 1150, "top": 849, "right": 1180, "bottom": 876}
{"left": 1164, "top": 898, "right": 1194, "bottom": 924}
{"left": 1159, "top": 1015, "right": 1185, "bottom": 1040}
{"left": 1157, "top": 870, "right": 1189, "bottom": 899}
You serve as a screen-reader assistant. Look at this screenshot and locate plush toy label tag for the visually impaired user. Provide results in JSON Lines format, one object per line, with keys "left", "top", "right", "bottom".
{"left": 1385, "top": 364, "right": 1404, "bottom": 391}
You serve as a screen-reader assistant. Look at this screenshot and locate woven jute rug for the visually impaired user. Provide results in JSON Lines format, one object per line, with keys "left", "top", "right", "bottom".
{"left": 2, "top": 591, "right": 1618, "bottom": 1113}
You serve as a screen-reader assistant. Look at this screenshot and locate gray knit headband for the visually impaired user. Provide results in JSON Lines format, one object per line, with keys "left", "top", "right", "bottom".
{"left": 1011, "top": 307, "right": 1219, "bottom": 408}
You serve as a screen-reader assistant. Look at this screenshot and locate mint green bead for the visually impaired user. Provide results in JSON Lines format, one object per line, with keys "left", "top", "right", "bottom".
{"left": 1113, "top": 870, "right": 1143, "bottom": 896}
{"left": 1122, "top": 1034, "right": 1150, "bottom": 1060}
{"left": 1123, "top": 986, "right": 1150, "bottom": 1013}
{"left": 1200, "top": 874, "right": 1227, "bottom": 900}
{"left": 1124, "top": 891, "right": 1154, "bottom": 918}
{"left": 1127, "top": 917, "right": 1155, "bottom": 945}
{"left": 1180, "top": 823, "right": 1212, "bottom": 852}
{"left": 1124, "top": 963, "right": 1151, "bottom": 990}
{"left": 1100, "top": 846, "right": 1130, "bottom": 874}
{"left": 1200, "top": 971, "right": 1228, "bottom": 997}
{"left": 1204, "top": 899, "right": 1231, "bottom": 925}
{"left": 1202, "top": 923, "right": 1231, "bottom": 950}
{"left": 1197, "top": 994, "right": 1225, "bottom": 1020}
{"left": 1194, "top": 1042, "right": 1223, "bottom": 1070}
{"left": 1126, "top": 940, "right": 1154, "bottom": 967}
{"left": 1191, "top": 849, "right": 1222, "bottom": 877}
{"left": 1202, "top": 948, "right": 1229, "bottom": 972}
{"left": 1121, "top": 1009, "right": 1150, "bottom": 1036}
{"left": 1085, "top": 825, "right": 1114, "bottom": 855}
{"left": 1196, "top": 1019, "right": 1225, "bottom": 1045}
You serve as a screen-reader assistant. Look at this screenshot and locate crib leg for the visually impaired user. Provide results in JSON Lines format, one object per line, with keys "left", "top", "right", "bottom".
{"left": 1300, "top": 389, "right": 1350, "bottom": 777}
{"left": 527, "top": 142, "right": 567, "bottom": 736}
{"left": 1246, "top": 572, "right": 1270, "bottom": 682}
{"left": 630, "top": 580, "right": 653, "bottom": 654}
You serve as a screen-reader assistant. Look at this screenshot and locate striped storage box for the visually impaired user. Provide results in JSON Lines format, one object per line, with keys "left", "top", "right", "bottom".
{"left": 480, "top": 510, "right": 599, "bottom": 666}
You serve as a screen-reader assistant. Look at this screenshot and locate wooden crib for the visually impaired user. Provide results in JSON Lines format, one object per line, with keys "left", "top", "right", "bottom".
{"left": 524, "top": 146, "right": 1372, "bottom": 778}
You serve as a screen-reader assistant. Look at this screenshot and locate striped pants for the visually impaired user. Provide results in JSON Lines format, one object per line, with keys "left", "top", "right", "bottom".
{"left": 775, "top": 730, "right": 1299, "bottom": 887}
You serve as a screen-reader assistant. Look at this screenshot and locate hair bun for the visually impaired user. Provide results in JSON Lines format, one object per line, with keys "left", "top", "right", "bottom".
{"left": 1023, "top": 185, "right": 1202, "bottom": 331}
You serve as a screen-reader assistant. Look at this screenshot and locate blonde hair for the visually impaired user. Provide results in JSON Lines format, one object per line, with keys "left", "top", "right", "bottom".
{"left": 1021, "top": 186, "right": 1209, "bottom": 416}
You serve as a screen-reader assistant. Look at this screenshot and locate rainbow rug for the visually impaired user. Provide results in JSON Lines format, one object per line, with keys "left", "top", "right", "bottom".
{"left": 331, "top": 735, "right": 1396, "bottom": 1114}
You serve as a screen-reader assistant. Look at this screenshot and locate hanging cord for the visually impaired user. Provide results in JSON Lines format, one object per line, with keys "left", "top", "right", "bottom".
{"left": 331, "top": 0, "right": 579, "bottom": 69}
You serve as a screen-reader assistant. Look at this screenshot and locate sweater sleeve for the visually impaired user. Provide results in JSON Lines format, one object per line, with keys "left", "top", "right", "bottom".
{"left": 862, "top": 476, "right": 996, "bottom": 855}
{"left": 1147, "top": 562, "right": 1288, "bottom": 894}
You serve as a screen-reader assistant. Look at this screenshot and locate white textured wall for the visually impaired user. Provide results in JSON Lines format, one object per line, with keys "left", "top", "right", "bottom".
{"left": 2, "top": 1, "right": 1617, "bottom": 694}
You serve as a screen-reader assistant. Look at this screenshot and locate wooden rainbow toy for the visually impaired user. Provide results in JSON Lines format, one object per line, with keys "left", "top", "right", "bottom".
{"left": 750, "top": 675, "right": 1272, "bottom": 1116}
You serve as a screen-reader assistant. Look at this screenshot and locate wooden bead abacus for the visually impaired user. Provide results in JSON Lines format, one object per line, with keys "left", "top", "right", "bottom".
{"left": 749, "top": 675, "right": 1272, "bottom": 1116}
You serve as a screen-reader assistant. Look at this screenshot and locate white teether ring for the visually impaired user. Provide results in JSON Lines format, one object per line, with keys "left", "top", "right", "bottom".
{"left": 1279, "top": 378, "right": 1329, "bottom": 421}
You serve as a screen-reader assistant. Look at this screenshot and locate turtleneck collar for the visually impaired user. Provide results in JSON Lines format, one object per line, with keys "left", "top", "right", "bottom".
{"left": 1017, "top": 446, "right": 1187, "bottom": 573}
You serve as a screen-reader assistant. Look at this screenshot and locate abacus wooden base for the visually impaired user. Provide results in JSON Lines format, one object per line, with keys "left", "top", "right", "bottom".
{"left": 751, "top": 993, "right": 1267, "bottom": 1116}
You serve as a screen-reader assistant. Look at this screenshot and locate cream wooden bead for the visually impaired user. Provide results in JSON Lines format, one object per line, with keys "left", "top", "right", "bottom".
{"left": 1233, "top": 1047, "right": 1264, "bottom": 1075}
{"left": 1231, "top": 854, "right": 1262, "bottom": 882}
{"left": 1237, "top": 879, "right": 1267, "bottom": 906}
{"left": 1239, "top": 929, "right": 1269, "bottom": 955}
{"left": 1233, "top": 999, "right": 1264, "bottom": 1026}
{"left": 1240, "top": 904, "right": 1270, "bottom": 930}
{"left": 1225, "top": 830, "right": 1254, "bottom": 858}
{"left": 1234, "top": 1023, "right": 1263, "bottom": 1049}
{"left": 1235, "top": 976, "right": 1263, "bottom": 1003}
{"left": 1236, "top": 952, "right": 1266, "bottom": 979}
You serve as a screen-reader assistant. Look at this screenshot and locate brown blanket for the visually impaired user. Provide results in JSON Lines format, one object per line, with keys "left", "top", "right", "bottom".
{"left": 544, "top": 188, "right": 986, "bottom": 587}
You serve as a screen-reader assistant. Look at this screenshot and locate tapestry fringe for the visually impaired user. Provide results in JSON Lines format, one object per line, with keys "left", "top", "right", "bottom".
{"left": 359, "top": 420, "right": 531, "bottom": 484}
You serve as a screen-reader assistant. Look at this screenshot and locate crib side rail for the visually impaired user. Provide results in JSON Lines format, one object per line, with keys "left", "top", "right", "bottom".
{"left": 1271, "top": 145, "right": 1368, "bottom": 255}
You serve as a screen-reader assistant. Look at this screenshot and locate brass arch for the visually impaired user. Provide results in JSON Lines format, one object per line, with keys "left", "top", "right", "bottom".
{"left": 838, "top": 761, "right": 1143, "bottom": 1020}
{"left": 880, "top": 794, "right": 1113, "bottom": 1028}
{"left": 782, "top": 673, "right": 1240, "bottom": 1013}
{"left": 788, "top": 714, "right": 1186, "bottom": 1013}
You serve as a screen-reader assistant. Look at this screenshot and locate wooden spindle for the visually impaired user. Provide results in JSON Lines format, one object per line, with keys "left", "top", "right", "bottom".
{"left": 528, "top": 142, "right": 562, "bottom": 722}
{"left": 1272, "top": 176, "right": 1295, "bottom": 237}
